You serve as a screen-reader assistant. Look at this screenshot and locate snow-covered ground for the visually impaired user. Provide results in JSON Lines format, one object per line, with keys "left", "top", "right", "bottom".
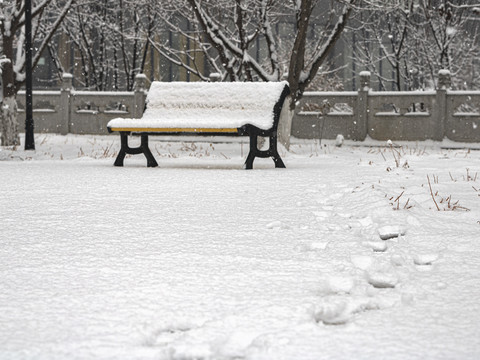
{"left": 1, "top": 133, "right": 479, "bottom": 360}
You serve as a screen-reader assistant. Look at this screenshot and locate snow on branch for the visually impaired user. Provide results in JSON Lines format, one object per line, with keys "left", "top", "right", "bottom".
{"left": 10, "top": 0, "right": 73, "bottom": 87}
{"left": 260, "top": 0, "right": 280, "bottom": 80}
{"left": 148, "top": 38, "right": 210, "bottom": 82}
{"left": 16, "top": 0, "right": 52, "bottom": 28}
{"left": 446, "top": 2, "right": 480, "bottom": 10}
{"left": 0, "top": 57, "right": 11, "bottom": 74}
{"left": 32, "top": 0, "right": 74, "bottom": 69}
{"left": 187, "top": 0, "right": 279, "bottom": 82}
{"left": 299, "top": 0, "right": 355, "bottom": 88}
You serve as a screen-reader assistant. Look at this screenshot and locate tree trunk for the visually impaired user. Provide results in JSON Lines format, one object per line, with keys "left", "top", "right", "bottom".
{"left": 1, "top": 33, "right": 20, "bottom": 146}
{"left": 1, "top": 96, "right": 20, "bottom": 146}
{"left": 278, "top": 95, "right": 294, "bottom": 150}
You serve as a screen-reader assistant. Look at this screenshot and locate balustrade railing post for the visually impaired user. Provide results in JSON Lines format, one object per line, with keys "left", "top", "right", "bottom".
{"left": 434, "top": 70, "right": 451, "bottom": 140}
{"left": 356, "top": 71, "right": 370, "bottom": 140}
{"left": 134, "top": 74, "right": 148, "bottom": 118}
{"left": 60, "top": 73, "right": 73, "bottom": 135}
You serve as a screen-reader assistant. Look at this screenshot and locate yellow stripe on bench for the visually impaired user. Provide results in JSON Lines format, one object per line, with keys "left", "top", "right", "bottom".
{"left": 109, "top": 127, "right": 239, "bottom": 133}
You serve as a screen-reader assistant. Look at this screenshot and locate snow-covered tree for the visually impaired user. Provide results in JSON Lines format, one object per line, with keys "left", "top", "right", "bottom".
{"left": 153, "top": 0, "right": 356, "bottom": 108}
{"left": 0, "top": 0, "right": 73, "bottom": 146}
{"left": 352, "top": 0, "right": 480, "bottom": 90}
{"left": 350, "top": 1, "right": 414, "bottom": 90}
{"left": 417, "top": 0, "right": 480, "bottom": 89}
{"left": 52, "top": 0, "right": 158, "bottom": 91}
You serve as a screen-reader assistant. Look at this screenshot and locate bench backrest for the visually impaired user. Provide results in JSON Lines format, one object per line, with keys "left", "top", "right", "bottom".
{"left": 141, "top": 81, "right": 290, "bottom": 130}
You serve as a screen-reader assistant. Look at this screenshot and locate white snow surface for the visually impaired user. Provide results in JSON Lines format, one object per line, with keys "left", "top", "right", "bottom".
{"left": 1, "top": 134, "right": 480, "bottom": 359}
{"left": 107, "top": 81, "right": 289, "bottom": 131}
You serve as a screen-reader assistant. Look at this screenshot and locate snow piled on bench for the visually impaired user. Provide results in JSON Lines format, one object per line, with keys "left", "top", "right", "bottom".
{"left": 108, "top": 81, "right": 289, "bottom": 130}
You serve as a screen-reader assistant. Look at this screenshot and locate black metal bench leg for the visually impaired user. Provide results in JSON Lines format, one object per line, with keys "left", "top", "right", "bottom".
{"left": 245, "top": 134, "right": 258, "bottom": 170}
{"left": 113, "top": 132, "right": 158, "bottom": 167}
{"left": 245, "top": 131, "right": 285, "bottom": 169}
{"left": 270, "top": 133, "right": 286, "bottom": 168}
{"left": 114, "top": 133, "right": 128, "bottom": 166}
{"left": 114, "top": 150, "right": 127, "bottom": 166}
{"left": 141, "top": 134, "right": 158, "bottom": 167}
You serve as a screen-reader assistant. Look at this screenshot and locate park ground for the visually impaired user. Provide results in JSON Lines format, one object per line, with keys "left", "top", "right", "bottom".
{"left": 1, "top": 134, "right": 480, "bottom": 359}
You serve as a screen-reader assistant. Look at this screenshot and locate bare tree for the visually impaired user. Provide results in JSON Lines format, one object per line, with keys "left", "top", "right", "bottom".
{"left": 287, "top": 0, "right": 355, "bottom": 107}
{"left": 417, "top": 0, "right": 480, "bottom": 89}
{"left": 352, "top": 0, "right": 480, "bottom": 90}
{"left": 0, "top": 0, "right": 74, "bottom": 146}
{"left": 51, "top": 0, "right": 158, "bottom": 91}
{"left": 153, "top": 0, "right": 355, "bottom": 108}
{"left": 351, "top": 1, "right": 415, "bottom": 90}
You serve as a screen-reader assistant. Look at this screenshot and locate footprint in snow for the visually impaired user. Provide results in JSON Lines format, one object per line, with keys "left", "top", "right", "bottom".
{"left": 390, "top": 254, "right": 407, "bottom": 266}
{"left": 362, "top": 240, "right": 388, "bottom": 252}
{"left": 413, "top": 253, "right": 439, "bottom": 265}
{"left": 314, "top": 298, "right": 380, "bottom": 325}
{"left": 366, "top": 271, "right": 398, "bottom": 288}
{"left": 413, "top": 254, "right": 439, "bottom": 271}
{"left": 378, "top": 225, "right": 406, "bottom": 240}
{"left": 314, "top": 300, "right": 352, "bottom": 325}
{"left": 142, "top": 324, "right": 194, "bottom": 347}
{"left": 350, "top": 255, "right": 374, "bottom": 270}
{"left": 358, "top": 216, "right": 374, "bottom": 227}
{"left": 318, "top": 276, "right": 356, "bottom": 295}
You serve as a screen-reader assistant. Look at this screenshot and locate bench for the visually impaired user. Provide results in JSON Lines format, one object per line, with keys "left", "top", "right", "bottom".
{"left": 107, "top": 81, "right": 290, "bottom": 169}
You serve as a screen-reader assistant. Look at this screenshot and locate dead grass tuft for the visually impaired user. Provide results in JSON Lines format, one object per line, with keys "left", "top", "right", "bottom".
{"left": 387, "top": 190, "right": 414, "bottom": 210}
{"left": 427, "top": 175, "right": 470, "bottom": 211}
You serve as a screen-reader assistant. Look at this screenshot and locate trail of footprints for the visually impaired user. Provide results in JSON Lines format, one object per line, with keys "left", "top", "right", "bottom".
{"left": 143, "top": 187, "right": 442, "bottom": 355}
{"left": 303, "top": 187, "right": 440, "bottom": 325}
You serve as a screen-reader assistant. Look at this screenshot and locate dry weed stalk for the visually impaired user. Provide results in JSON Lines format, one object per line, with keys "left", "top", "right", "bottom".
{"left": 180, "top": 142, "right": 198, "bottom": 152}
{"left": 449, "top": 168, "right": 478, "bottom": 183}
{"left": 388, "top": 191, "right": 414, "bottom": 210}
{"left": 408, "top": 146, "right": 427, "bottom": 156}
{"left": 465, "top": 168, "right": 478, "bottom": 182}
{"left": 101, "top": 143, "right": 114, "bottom": 158}
{"left": 388, "top": 142, "right": 402, "bottom": 167}
{"left": 380, "top": 150, "right": 387, "bottom": 162}
{"left": 473, "top": 186, "right": 480, "bottom": 197}
{"left": 427, "top": 175, "right": 470, "bottom": 211}
{"left": 381, "top": 142, "right": 410, "bottom": 170}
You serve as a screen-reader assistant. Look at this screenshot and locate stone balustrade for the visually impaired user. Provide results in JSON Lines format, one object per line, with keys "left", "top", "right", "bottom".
{"left": 16, "top": 71, "right": 480, "bottom": 142}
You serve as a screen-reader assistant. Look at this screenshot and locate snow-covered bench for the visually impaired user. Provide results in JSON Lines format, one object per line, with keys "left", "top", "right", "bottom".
{"left": 107, "top": 81, "right": 290, "bottom": 169}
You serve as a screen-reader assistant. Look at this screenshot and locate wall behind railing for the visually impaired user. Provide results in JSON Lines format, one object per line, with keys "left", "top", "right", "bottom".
{"left": 17, "top": 71, "right": 480, "bottom": 142}
{"left": 17, "top": 73, "right": 147, "bottom": 135}
{"left": 293, "top": 71, "right": 480, "bottom": 142}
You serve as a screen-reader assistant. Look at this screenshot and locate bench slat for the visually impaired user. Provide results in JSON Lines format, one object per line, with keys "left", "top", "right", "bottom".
{"left": 109, "top": 127, "right": 239, "bottom": 133}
